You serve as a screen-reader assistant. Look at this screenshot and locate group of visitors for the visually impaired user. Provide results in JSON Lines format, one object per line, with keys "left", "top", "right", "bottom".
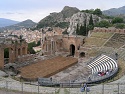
{"left": 98, "top": 69, "right": 112, "bottom": 76}
{"left": 80, "top": 82, "right": 90, "bottom": 92}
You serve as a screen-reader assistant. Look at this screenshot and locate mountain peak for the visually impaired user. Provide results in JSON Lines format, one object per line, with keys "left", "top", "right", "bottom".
{"left": 37, "top": 6, "right": 80, "bottom": 28}
{"left": 61, "top": 6, "right": 79, "bottom": 12}
{"left": 21, "top": 19, "right": 35, "bottom": 23}
{"left": 61, "top": 6, "right": 80, "bottom": 18}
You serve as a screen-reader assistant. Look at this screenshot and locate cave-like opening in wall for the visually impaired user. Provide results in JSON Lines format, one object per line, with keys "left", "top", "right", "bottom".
{"left": 4, "top": 48, "right": 9, "bottom": 64}
{"left": 79, "top": 52, "right": 85, "bottom": 58}
{"left": 70, "top": 44, "right": 75, "bottom": 56}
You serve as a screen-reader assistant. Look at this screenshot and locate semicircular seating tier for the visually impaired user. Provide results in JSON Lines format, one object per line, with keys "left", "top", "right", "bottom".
{"left": 87, "top": 54, "right": 118, "bottom": 74}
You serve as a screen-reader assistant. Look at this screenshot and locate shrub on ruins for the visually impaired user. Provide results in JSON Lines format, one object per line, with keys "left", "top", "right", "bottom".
{"left": 88, "top": 15, "right": 94, "bottom": 30}
{"left": 112, "top": 17, "right": 124, "bottom": 24}
{"left": 28, "top": 41, "right": 36, "bottom": 54}
{"left": 95, "top": 20, "right": 111, "bottom": 28}
{"left": 76, "top": 24, "right": 87, "bottom": 36}
{"left": 81, "top": 9, "right": 94, "bottom": 14}
{"left": 62, "top": 29, "right": 69, "bottom": 34}
{"left": 36, "top": 40, "right": 41, "bottom": 46}
{"left": 115, "top": 23, "right": 125, "bottom": 29}
{"left": 81, "top": 8, "right": 102, "bottom": 16}
{"left": 54, "top": 22, "right": 70, "bottom": 29}
{"left": 93, "top": 8, "right": 102, "bottom": 16}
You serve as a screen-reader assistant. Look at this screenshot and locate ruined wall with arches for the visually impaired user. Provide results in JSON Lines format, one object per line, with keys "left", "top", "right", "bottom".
{"left": 42, "top": 35, "right": 85, "bottom": 57}
{"left": 0, "top": 41, "right": 28, "bottom": 69}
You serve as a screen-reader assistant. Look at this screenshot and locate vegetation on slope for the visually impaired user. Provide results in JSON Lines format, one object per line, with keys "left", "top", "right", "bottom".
{"left": 28, "top": 40, "right": 41, "bottom": 54}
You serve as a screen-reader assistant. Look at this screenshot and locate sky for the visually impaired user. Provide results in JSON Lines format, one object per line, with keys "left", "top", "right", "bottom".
{"left": 0, "top": 0, "right": 125, "bottom": 22}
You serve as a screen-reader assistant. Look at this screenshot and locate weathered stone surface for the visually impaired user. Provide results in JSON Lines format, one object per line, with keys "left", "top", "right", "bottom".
{"left": 37, "top": 6, "right": 80, "bottom": 28}
{"left": 67, "top": 12, "right": 102, "bottom": 35}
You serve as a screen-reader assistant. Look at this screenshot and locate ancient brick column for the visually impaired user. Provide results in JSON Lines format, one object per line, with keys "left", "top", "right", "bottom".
{"left": 20, "top": 47, "right": 23, "bottom": 56}
{"left": 15, "top": 48, "right": 19, "bottom": 58}
{"left": 9, "top": 48, "right": 15, "bottom": 63}
{"left": 0, "top": 48, "right": 4, "bottom": 69}
{"left": 25, "top": 47, "right": 27, "bottom": 55}
{"left": 9, "top": 48, "right": 13, "bottom": 63}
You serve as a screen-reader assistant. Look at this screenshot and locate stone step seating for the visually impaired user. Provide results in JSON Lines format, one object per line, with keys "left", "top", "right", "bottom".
{"left": 87, "top": 54, "right": 118, "bottom": 74}
{"left": 105, "top": 33, "right": 125, "bottom": 48}
{"left": 84, "top": 37, "right": 106, "bottom": 47}
{"left": 90, "top": 32, "right": 114, "bottom": 39}
{"left": 117, "top": 48, "right": 125, "bottom": 59}
{"left": 99, "top": 47, "right": 114, "bottom": 54}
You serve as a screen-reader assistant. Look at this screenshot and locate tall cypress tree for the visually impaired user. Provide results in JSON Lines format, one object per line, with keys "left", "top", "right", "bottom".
{"left": 76, "top": 24, "right": 79, "bottom": 35}
{"left": 88, "top": 15, "right": 94, "bottom": 31}
{"left": 83, "top": 19, "right": 87, "bottom": 36}
{"left": 79, "top": 25, "right": 83, "bottom": 35}
{"left": 89, "top": 15, "right": 94, "bottom": 26}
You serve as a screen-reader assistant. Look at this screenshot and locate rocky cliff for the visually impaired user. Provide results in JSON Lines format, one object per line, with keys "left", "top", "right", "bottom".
{"left": 37, "top": 6, "right": 80, "bottom": 28}
{"left": 36, "top": 6, "right": 102, "bottom": 35}
{"left": 67, "top": 12, "right": 102, "bottom": 35}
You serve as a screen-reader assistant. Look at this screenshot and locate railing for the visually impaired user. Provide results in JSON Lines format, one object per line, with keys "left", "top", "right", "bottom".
{"left": 1, "top": 80, "right": 125, "bottom": 94}
{"left": 86, "top": 67, "right": 118, "bottom": 84}
{"left": 37, "top": 67, "right": 118, "bottom": 88}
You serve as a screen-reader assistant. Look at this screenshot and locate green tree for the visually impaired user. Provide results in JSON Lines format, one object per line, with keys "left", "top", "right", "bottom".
{"left": 76, "top": 24, "right": 80, "bottom": 35}
{"left": 89, "top": 15, "right": 94, "bottom": 26}
{"left": 76, "top": 24, "right": 86, "bottom": 36}
{"left": 93, "top": 8, "right": 102, "bottom": 16}
{"left": 95, "top": 20, "right": 110, "bottom": 28}
{"left": 76, "top": 20, "right": 88, "bottom": 36}
{"left": 81, "top": 9, "right": 94, "bottom": 14}
{"left": 79, "top": 25, "right": 84, "bottom": 35}
{"left": 28, "top": 41, "right": 36, "bottom": 54}
{"left": 88, "top": 15, "right": 94, "bottom": 31}
{"left": 19, "top": 35, "right": 25, "bottom": 43}
{"left": 112, "top": 17, "right": 124, "bottom": 24}
{"left": 115, "top": 23, "right": 125, "bottom": 29}
{"left": 62, "top": 30, "right": 69, "bottom": 34}
{"left": 36, "top": 40, "right": 41, "bottom": 46}
{"left": 103, "top": 15, "right": 114, "bottom": 19}
{"left": 88, "top": 25, "right": 94, "bottom": 30}
{"left": 83, "top": 19, "right": 87, "bottom": 36}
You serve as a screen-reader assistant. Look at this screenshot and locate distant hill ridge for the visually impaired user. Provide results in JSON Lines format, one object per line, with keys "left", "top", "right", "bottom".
{"left": 0, "top": 19, "right": 36, "bottom": 32}
{"left": 0, "top": 18, "right": 19, "bottom": 27}
{"left": 103, "top": 6, "right": 125, "bottom": 16}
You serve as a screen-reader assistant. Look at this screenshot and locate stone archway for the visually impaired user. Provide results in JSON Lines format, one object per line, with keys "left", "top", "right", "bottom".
{"left": 79, "top": 52, "right": 85, "bottom": 57}
{"left": 4, "top": 48, "right": 9, "bottom": 64}
{"left": 70, "top": 44, "right": 75, "bottom": 56}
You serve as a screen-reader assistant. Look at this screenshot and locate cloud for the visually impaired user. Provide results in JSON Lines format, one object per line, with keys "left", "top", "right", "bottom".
{"left": 1, "top": 0, "right": 125, "bottom": 22}
{"left": 0, "top": 8, "right": 61, "bottom": 22}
